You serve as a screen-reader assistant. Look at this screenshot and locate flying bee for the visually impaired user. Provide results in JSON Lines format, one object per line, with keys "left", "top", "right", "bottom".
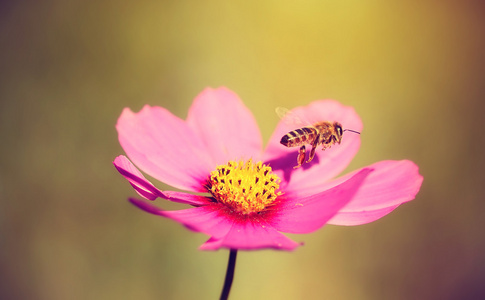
{"left": 276, "top": 107, "right": 360, "bottom": 168}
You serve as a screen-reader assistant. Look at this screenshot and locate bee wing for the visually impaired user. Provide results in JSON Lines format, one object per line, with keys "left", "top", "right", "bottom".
{"left": 275, "top": 106, "right": 312, "bottom": 127}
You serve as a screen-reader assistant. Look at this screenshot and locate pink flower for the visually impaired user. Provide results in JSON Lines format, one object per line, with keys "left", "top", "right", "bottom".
{"left": 114, "top": 87, "right": 423, "bottom": 251}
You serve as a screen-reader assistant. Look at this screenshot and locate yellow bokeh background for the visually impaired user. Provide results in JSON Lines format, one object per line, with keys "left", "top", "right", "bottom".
{"left": 1, "top": 1, "right": 484, "bottom": 299}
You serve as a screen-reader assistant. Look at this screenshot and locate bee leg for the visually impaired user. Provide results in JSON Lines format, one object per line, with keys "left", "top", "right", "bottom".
{"left": 294, "top": 145, "right": 306, "bottom": 168}
{"left": 307, "top": 138, "right": 320, "bottom": 163}
{"left": 321, "top": 136, "right": 333, "bottom": 150}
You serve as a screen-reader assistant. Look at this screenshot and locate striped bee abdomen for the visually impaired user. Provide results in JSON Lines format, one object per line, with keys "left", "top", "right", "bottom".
{"left": 280, "top": 127, "right": 317, "bottom": 147}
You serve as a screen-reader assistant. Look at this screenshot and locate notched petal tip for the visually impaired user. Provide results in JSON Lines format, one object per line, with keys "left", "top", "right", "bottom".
{"left": 187, "top": 87, "right": 263, "bottom": 165}
{"left": 116, "top": 104, "right": 213, "bottom": 192}
{"left": 328, "top": 160, "right": 424, "bottom": 226}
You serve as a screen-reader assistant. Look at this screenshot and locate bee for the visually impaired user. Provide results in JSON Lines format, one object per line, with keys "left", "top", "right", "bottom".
{"left": 276, "top": 107, "right": 360, "bottom": 168}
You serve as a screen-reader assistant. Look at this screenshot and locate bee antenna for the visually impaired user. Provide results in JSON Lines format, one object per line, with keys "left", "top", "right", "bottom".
{"left": 344, "top": 129, "right": 361, "bottom": 135}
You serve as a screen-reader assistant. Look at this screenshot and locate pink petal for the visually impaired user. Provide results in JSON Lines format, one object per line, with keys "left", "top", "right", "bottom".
{"left": 269, "top": 168, "right": 373, "bottom": 234}
{"left": 113, "top": 155, "right": 163, "bottom": 200}
{"left": 162, "top": 191, "right": 213, "bottom": 207}
{"left": 327, "top": 160, "right": 423, "bottom": 225}
{"left": 129, "top": 199, "right": 300, "bottom": 251}
{"left": 328, "top": 205, "right": 400, "bottom": 226}
{"left": 187, "top": 87, "right": 263, "bottom": 165}
{"left": 116, "top": 105, "right": 213, "bottom": 192}
{"left": 263, "top": 100, "right": 362, "bottom": 190}
{"left": 199, "top": 222, "right": 301, "bottom": 251}
{"left": 129, "top": 198, "right": 232, "bottom": 238}
{"left": 114, "top": 155, "right": 211, "bottom": 206}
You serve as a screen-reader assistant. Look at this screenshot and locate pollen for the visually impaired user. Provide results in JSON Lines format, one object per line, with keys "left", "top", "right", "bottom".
{"left": 207, "top": 159, "right": 282, "bottom": 214}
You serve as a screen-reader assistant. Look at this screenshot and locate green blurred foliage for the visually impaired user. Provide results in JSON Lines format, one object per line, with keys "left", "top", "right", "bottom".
{"left": 1, "top": 0, "right": 484, "bottom": 299}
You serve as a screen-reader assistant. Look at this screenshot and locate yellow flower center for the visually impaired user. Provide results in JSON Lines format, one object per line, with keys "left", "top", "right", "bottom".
{"left": 207, "top": 159, "right": 282, "bottom": 214}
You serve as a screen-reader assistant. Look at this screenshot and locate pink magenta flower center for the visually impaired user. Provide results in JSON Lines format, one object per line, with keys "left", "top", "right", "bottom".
{"left": 206, "top": 159, "right": 282, "bottom": 214}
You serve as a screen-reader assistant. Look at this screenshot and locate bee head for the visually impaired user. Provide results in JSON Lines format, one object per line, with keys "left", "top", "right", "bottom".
{"left": 333, "top": 122, "right": 344, "bottom": 143}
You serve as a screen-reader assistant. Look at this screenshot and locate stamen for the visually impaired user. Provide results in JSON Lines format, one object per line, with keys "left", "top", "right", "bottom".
{"left": 206, "top": 159, "right": 282, "bottom": 214}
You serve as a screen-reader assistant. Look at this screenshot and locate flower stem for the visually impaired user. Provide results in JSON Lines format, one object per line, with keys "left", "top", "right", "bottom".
{"left": 220, "top": 249, "right": 238, "bottom": 300}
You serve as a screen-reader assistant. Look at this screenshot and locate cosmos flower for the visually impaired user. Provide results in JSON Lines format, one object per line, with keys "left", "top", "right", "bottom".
{"left": 114, "top": 87, "right": 423, "bottom": 251}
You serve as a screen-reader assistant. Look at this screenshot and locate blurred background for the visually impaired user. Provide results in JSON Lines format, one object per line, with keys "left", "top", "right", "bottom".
{"left": 1, "top": 1, "right": 484, "bottom": 299}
